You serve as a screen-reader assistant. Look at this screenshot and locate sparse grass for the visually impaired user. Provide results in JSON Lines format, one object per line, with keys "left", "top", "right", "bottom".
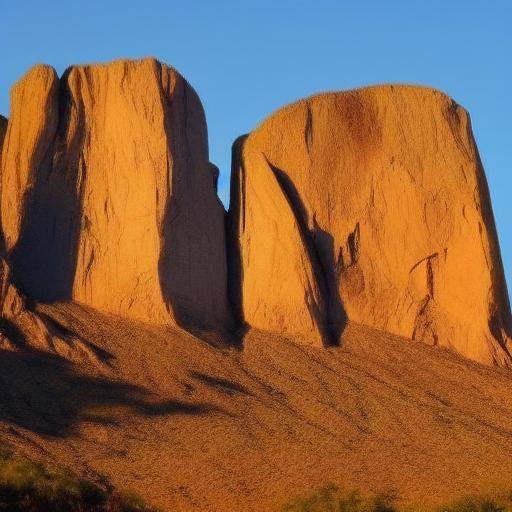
{"left": 281, "top": 484, "right": 397, "bottom": 512}
{"left": 437, "top": 493, "right": 512, "bottom": 512}
{"left": 0, "top": 446, "right": 158, "bottom": 511}
{"left": 280, "top": 484, "right": 512, "bottom": 512}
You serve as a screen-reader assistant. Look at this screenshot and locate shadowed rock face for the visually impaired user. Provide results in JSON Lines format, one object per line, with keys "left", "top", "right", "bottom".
{"left": 0, "top": 59, "right": 230, "bottom": 330}
{"left": 229, "top": 86, "right": 512, "bottom": 365}
{"left": 0, "top": 115, "right": 7, "bottom": 166}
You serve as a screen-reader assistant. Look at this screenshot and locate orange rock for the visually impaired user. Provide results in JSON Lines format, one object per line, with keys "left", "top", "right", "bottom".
{"left": 1, "top": 59, "right": 230, "bottom": 330}
{"left": 230, "top": 86, "right": 512, "bottom": 365}
{"left": 0, "top": 257, "right": 49, "bottom": 350}
{"left": 0, "top": 65, "right": 59, "bottom": 255}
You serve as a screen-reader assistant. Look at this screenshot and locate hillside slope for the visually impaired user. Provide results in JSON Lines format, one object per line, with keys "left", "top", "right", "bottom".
{"left": 1, "top": 303, "right": 512, "bottom": 511}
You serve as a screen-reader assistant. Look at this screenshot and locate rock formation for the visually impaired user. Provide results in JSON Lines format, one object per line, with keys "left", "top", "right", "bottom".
{"left": 0, "top": 107, "right": 112, "bottom": 361}
{"left": 0, "top": 115, "right": 42, "bottom": 348}
{"left": 229, "top": 86, "right": 512, "bottom": 365}
{"left": 0, "top": 59, "right": 230, "bottom": 330}
{"left": 1, "top": 61, "right": 510, "bottom": 367}
{"left": 0, "top": 256, "right": 48, "bottom": 349}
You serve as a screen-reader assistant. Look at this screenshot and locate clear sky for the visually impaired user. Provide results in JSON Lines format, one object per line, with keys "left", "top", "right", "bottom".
{"left": 1, "top": 1, "right": 510, "bottom": 295}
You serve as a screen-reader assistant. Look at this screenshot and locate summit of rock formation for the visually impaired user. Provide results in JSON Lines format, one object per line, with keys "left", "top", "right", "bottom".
{"left": 229, "top": 85, "right": 512, "bottom": 366}
{"left": 0, "top": 59, "right": 230, "bottom": 330}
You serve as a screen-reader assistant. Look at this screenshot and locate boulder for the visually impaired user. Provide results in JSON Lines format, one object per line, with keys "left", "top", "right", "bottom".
{"left": 229, "top": 86, "right": 512, "bottom": 365}
{"left": 0, "top": 59, "right": 230, "bottom": 330}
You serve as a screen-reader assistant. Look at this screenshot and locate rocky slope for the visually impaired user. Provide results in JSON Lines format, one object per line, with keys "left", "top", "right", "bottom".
{"left": 0, "top": 59, "right": 230, "bottom": 330}
{"left": 1, "top": 304, "right": 512, "bottom": 512}
{"left": 229, "top": 86, "right": 512, "bottom": 365}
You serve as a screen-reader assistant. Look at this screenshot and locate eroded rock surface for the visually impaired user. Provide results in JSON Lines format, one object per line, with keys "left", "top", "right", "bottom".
{"left": 1, "top": 59, "right": 230, "bottom": 330}
{"left": 229, "top": 86, "right": 512, "bottom": 365}
{"left": 0, "top": 257, "right": 49, "bottom": 350}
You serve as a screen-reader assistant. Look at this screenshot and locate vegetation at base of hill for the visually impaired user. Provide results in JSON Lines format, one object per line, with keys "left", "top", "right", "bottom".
{"left": 0, "top": 447, "right": 158, "bottom": 512}
{"left": 281, "top": 484, "right": 396, "bottom": 512}
{"left": 280, "top": 484, "right": 512, "bottom": 512}
{"left": 439, "top": 494, "right": 512, "bottom": 512}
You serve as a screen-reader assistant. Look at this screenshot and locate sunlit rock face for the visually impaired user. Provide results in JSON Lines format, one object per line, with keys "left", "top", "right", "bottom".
{"left": 229, "top": 85, "right": 512, "bottom": 366}
{"left": 0, "top": 59, "right": 231, "bottom": 331}
{"left": 1, "top": 61, "right": 510, "bottom": 367}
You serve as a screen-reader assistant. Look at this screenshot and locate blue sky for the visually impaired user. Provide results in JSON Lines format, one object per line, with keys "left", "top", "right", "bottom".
{"left": 1, "top": 1, "right": 510, "bottom": 295}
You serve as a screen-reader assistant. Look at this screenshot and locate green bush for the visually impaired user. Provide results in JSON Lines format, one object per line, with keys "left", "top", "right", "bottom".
{"left": 437, "top": 494, "right": 512, "bottom": 512}
{"left": 281, "top": 483, "right": 397, "bottom": 512}
{"left": 281, "top": 485, "right": 512, "bottom": 512}
{"left": 0, "top": 447, "right": 157, "bottom": 512}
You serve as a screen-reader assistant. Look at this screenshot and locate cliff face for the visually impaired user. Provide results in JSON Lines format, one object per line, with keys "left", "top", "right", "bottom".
{"left": 1, "top": 61, "right": 510, "bottom": 367}
{"left": 229, "top": 86, "right": 512, "bottom": 365}
{"left": 0, "top": 59, "right": 230, "bottom": 330}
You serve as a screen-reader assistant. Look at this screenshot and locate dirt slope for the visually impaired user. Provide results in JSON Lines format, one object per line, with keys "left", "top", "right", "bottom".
{"left": 1, "top": 303, "right": 512, "bottom": 511}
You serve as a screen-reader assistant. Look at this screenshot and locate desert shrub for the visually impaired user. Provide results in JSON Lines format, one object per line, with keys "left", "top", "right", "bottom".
{"left": 281, "top": 483, "right": 397, "bottom": 512}
{"left": 281, "top": 486, "right": 512, "bottom": 512}
{"left": 437, "top": 494, "right": 512, "bottom": 512}
{"left": 0, "top": 447, "right": 157, "bottom": 511}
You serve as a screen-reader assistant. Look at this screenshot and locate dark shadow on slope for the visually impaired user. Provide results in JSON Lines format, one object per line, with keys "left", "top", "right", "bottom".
{"left": 36, "top": 311, "right": 115, "bottom": 365}
{"left": 0, "top": 319, "right": 30, "bottom": 349}
{"left": 0, "top": 349, "right": 222, "bottom": 438}
{"left": 189, "top": 370, "right": 253, "bottom": 397}
{"left": 265, "top": 158, "right": 347, "bottom": 346}
{"left": 9, "top": 71, "right": 86, "bottom": 302}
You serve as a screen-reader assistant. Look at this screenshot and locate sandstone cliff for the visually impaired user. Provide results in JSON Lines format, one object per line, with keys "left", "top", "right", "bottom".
{"left": 229, "top": 86, "right": 512, "bottom": 365}
{"left": 0, "top": 59, "right": 230, "bottom": 330}
{"left": 1, "top": 62, "right": 510, "bottom": 367}
{"left": 0, "top": 115, "right": 43, "bottom": 349}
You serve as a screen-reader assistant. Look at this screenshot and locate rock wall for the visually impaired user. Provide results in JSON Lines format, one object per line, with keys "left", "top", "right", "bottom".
{"left": 0, "top": 59, "right": 230, "bottom": 330}
{"left": 2, "top": 62, "right": 510, "bottom": 367}
{"left": 229, "top": 86, "right": 512, "bottom": 365}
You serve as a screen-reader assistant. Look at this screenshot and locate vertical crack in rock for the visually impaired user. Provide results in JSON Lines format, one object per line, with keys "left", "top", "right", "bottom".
{"left": 227, "top": 135, "right": 249, "bottom": 334}
{"left": 0, "top": 115, "right": 8, "bottom": 253}
{"left": 444, "top": 99, "right": 472, "bottom": 162}
{"left": 304, "top": 102, "right": 313, "bottom": 156}
{"left": 0, "top": 114, "right": 7, "bottom": 167}
{"left": 264, "top": 155, "right": 344, "bottom": 346}
{"left": 337, "top": 223, "right": 360, "bottom": 272}
{"left": 411, "top": 253, "right": 438, "bottom": 346}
